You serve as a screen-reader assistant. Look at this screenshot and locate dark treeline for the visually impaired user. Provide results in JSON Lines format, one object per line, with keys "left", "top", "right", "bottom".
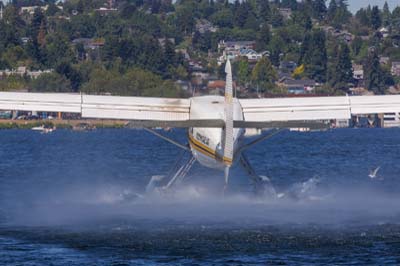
{"left": 0, "top": 0, "right": 399, "bottom": 96}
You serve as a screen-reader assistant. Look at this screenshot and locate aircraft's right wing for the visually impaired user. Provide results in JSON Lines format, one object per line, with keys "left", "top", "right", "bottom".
{"left": 239, "top": 95, "right": 400, "bottom": 124}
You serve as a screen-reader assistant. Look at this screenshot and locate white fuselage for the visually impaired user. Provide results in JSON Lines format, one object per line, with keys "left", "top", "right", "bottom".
{"left": 188, "top": 96, "right": 245, "bottom": 170}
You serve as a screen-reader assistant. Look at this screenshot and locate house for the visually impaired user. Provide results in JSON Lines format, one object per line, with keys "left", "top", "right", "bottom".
{"left": 322, "top": 26, "right": 354, "bottom": 43}
{"left": 192, "top": 72, "right": 210, "bottom": 84}
{"left": 349, "top": 87, "right": 370, "bottom": 96}
{"left": 277, "top": 77, "right": 316, "bottom": 94}
{"left": 21, "top": 37, "right": 31, "bottom": 45}
{"left": 195, "top": 19, "right": 217, "bottom": 34}
{"left": 379, "top": 27, "right": 390, "bottom": 38}
{"left": 0, "top": 67, "right": 52, "bottom": 79}
{"left": 379, "top": 56, "right": 390, "bottom": 65}
{"left": 188, "top": 60, "right": 205, "bottom": 72}
{"left": 238, "top": 48, "right": 264, "bottom": 62}
{"left": 352, "top": 64, "right": 364, "bottom": 80}
{"left": 218, "top": 40, "right": 256, "bottom": 52}
{"left": 175, "top": 48, "right": 190, "bottom": 61}
{"left": 279, "top": 61, "right": 298, "bottom": 72}
{"left": 175, "top": 80, "right": 191, "bottom": 91}
{"left": 207, "top": 80, "right": 237, "bottom": 95}
{"left": 218, "top": 41, "right": 263, "bottom": 64}
{"left": 20, "top": 5, "right": 49, "bottom": 15}
{"left": 332, "top": 30, "right": 354, "bottom": 44}
{"left": 391, "top": 61, "right": 400, "bottom": 76}
{"left": 157, "top": 38, "right": 175, "bottom": 48}
{"left": 72, "top": 38, "right": 105, "bottom": 50}
{"left": 95, "top": 7, "right": 118, "bottom": 16}
{"left": 278, "top": 8, "right": 292, "bottom": 20}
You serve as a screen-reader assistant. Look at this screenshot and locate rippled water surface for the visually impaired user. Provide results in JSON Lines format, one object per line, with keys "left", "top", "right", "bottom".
{"left": 1, "top": 128, "right": 400, "bottom": 265}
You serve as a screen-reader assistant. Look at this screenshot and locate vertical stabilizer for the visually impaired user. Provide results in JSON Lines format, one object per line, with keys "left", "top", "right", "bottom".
{"left": 223, "top": 60, "right": 234, "bottom": 165}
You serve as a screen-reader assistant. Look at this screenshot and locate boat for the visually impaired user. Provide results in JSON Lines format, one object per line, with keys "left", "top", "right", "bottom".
{"left": 31, "top": 125, "right": 56, "bottom": 133}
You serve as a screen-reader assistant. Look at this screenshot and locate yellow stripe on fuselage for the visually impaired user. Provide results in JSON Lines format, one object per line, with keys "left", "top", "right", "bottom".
{"left": 188, "top": 133, "right": 232, "bottom": 165}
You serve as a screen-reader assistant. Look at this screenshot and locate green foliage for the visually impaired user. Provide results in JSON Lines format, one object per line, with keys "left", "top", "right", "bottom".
{"left": 251, "top": 57, "right": 277, "bottom": 92}
{"left": 270, "top": 7, "right": 284, "bottom": 28}
{"left": 299, "top": 30, "right": 327, "bottom": 82}
{"left": 256, "top": 24, "right": 271, "bottom": 51}
{"left": 351, "top": 36, "right": 363, "bottom": 57}
{"left": 291, "top": 10, "right": 312, "bottom": 31}
{"left": 44, "top": 33, "right": 75, "bottom": 68}
{"left": 1, "top": 46, "right": 28, "bottom": 68}
{"left": 364, "top": 50, "right": 385, "bottom": 94}
{"left": 233, "top": 58, "right": 250, "bottom": 87}
{"left": 382, "top": 1, "right": 391, "bottom": 27}
{"left": 30, "top": 73, "right": 72, "bottom": 92}
{"left": 0, "top": 75, "right": 28, "bottom": 91}
{"left": 0, "top": 21, "right": 20, "bottom": 52}
{"left": 210, "top": 9, "right": 234, "bottom": 28}
{"left": 370, "top": 6, "right": 381, "bottom": 30}
{"left": 81, "top": 67, "right": 184, "bottom": 97}
{"left": 0, "top": 0, "right": 398, "bottom": 97}
{"left": 329, "top": 43, "right": 353, "bottom": 90}
{"left": 310, "top": 0, "right": 327, "bottom": 21}
{"left": 327, "top": 0, "right": 351, "bottom": 28}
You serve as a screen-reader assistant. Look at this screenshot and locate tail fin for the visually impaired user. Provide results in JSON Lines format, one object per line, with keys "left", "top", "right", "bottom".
{"left": 223, "top": 60, "right": 234, "bottom": 165}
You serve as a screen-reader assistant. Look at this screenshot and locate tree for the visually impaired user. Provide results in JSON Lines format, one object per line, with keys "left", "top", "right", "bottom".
{"left": 3, "top": 5, "right": 24, "bottom": 29}
{"left": 355, "top": 7, "right": 371, "bottom": 28}
{"left": 351, "top": 36, "right": 363, "bottom": 56}
{"left": 0, "top": 21, "right": 20, "bottom": 53}
{"left": 364, "top": 49, "right": 385, "bottom": 94}
{"left": 299, "top": 30, "right": 327, "bottom": 82}
{"left": 235, "top": 1, "right": 251, "bottom": 28}
{"left": 55, "top": 62, "right": 82, "bottom": 92}
{"left": 81, "top": 67, "right": 183, "bottom": 97}
{"left": 30, "top": 73, "right": 72, "bottom": 92}
{"left": 175, "top": 2, "right": 195, "bottom": 35}
{"left": 270, "top": 7, "right": 284, "bottom": 27}
{"left": 382, "top": 1, "right": 391, "bottom": 27}
{"left": 311, "top": 0, "right": 327, "bottom": 21}
{"left": 256, "top": 23, "right": 271, "bottom": 51}
{"left": 163, "top": 39, "right": 176, "bottom": 67}
{"left": 258, "top": 0, "right": 270, "bottom": 22}
{"left": 235, "top": 58, "right": 250, "bottom": 87}
{"left": 268, "top": 35, "right": 285, "bottom": 66}
{"left": 251, "top": 57, "right": 277, "bottom": 93}
{"left": 291, "top": 10, "right": 312, "bottom": 30}
{"left": 327, "top": 0, "right": 351, "bottom": 28}
{"left": 37, "top": 21, "right": 46, "bottom": 47}
{"left": 281, "top": 0, "right": 297, "bottom": 10}
{"left": 30, "top": 8, "right": 46, "bottom": 40}
{"left": 46, "top": 2, "right": 60, "bottom": 16}
{"left": 1, "top": 46, "right": 28, "bottom": 68}
{"left": 330, "top": 43, "right": 353, "bottom": 90}
{"left": 327, "top": 0, "right": 337, "bottom": 21}
{"left": 44, "top": 33, "right": 74, "bottom": 68}
{"left": 370, "top": 6, "right": 381, "bottom": 30}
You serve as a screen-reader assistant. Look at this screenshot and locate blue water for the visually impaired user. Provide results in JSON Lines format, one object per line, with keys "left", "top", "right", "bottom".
{"left": 1, "top": 128, "right": 400, "bottom": 265}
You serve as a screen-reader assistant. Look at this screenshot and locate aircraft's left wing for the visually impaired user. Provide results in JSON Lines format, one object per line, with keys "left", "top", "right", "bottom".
{"left": 82, "top": 95, "right": 190, "bottom": 121}
{"left": 0, "top": 92, "right": 191, "bottom": 121}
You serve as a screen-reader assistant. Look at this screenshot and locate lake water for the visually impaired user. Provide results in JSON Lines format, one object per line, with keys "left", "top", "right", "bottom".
{"left": 1, "top": 128, "right": 400, "bottom": 265}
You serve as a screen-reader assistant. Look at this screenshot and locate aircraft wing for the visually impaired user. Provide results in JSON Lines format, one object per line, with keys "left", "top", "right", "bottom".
{"left": 239, "top": 95, "right": 400, "bottom": 122}
{"left": 0, "top": 92, "right": 190, "bottom": 121}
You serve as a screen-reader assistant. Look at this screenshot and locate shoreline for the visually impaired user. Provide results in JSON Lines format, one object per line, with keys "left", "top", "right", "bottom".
{"left": 0, "top": 119, "right": 128, "bottom": 130}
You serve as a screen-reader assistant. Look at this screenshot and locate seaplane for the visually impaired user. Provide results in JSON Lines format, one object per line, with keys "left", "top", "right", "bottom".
{"left": 1, "top": 60, "right": 400, "bottom": 194}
